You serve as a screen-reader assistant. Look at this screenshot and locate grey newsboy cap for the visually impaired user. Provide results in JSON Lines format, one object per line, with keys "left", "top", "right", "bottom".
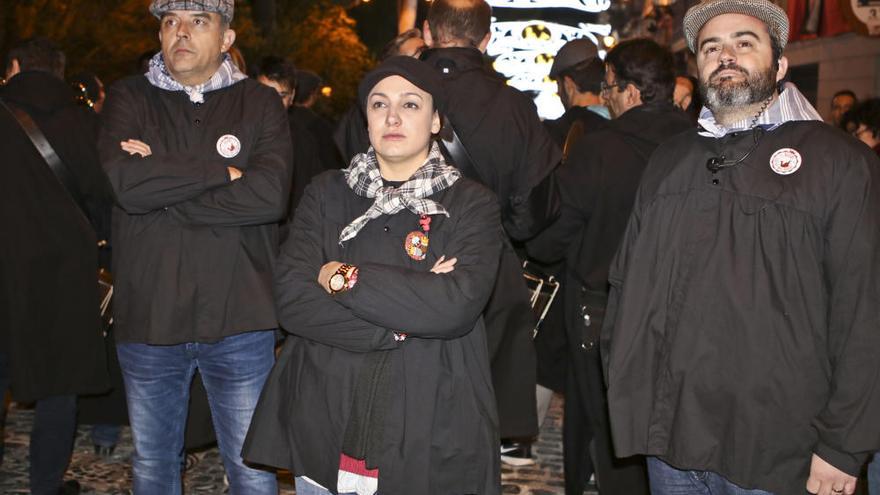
{"left": 683, "top": 0, "right": 789, "bottom": 53}
{"left": 150, "top": 0, "right": 234, "bottom": 24}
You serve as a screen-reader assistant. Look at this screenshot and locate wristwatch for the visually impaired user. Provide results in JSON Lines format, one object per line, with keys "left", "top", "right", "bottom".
{"left": 329, "top": 263, "right": 358, "bottom": 294}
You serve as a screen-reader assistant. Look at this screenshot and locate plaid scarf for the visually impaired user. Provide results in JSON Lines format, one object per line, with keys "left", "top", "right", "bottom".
{"left": 145, "top": 52, "right": 246, "bottom": 103}
{"left": 339, "top": 142, "right": 461, "bottom": 245}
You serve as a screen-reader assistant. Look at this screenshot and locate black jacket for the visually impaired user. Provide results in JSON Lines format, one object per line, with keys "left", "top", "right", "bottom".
{"left": 422, "top": 47, "right": 561, "bottom": 241}
{"left": 543, "top": 105, "right": 608, "bottom": 150}
{"left": 98, "top": 76, "right": 293, "bottom": 344}
{"left": 0, "top": 71, "right": 112, "bottom": 401}
{"left": 528, "top": 102, "right": 689, "bottom": 495}
{"left": 602, "top": 121, "right": 880, "bottom": 495}
{"left": 243, "top": 171, "right": 503, "bottom": 495}
{"left": 529, "top": 102, "right": 692, "bottom": 347}
{"left": 420, "top": 47, "right": 561, "bottom": 438}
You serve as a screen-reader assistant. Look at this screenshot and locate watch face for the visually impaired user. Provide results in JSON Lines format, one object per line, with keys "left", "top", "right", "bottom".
{"left": 329, "top": 273, "right": 346, "bottom": 292}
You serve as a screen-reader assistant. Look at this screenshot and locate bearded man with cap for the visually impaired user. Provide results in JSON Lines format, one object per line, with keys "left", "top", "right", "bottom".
{"left": 98, "top": 1, "right": 292, "bottom": 493}
{"left": 243, "top": 56, "right": 503, "bottom": 495}
{"left": 600, "top": 0, "right": 880, "bottom": 494}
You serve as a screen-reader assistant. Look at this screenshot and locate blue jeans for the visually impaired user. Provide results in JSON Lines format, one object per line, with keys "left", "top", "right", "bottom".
{"left": 91, "top": 423, "right": 122, "bottom": 448}
{"left": 295, "top": 477, "right": 358, "bottom": 495}
{"left": 117, "top": 331, "right": 277, "bottom": 495}
{"left": 647, "top": 457, "right": 775, "bottom": 495}
{"left": 868, "top": 453, "right": 880, "bottom": 495}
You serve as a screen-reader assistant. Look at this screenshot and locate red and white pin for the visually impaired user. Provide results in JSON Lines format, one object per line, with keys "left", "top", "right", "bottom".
{"left": 216, "top": 134, "right": 241, "bottom": 159}
{"left": 769, "top": 148, "right": 802, "bottom": 175}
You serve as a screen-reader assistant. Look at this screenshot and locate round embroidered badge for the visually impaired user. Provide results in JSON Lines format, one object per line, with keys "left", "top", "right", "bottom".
{"left": 216, "top": 134, "right": 241, "bottom": 159}
{"left": 404, "top": 231, "right": 429, "bottom": 261}
{"left": 769, "top": 148, "right": 802, "bottom": 175}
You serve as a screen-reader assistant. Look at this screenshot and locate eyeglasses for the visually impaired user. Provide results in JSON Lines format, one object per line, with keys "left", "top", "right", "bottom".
{"left": 600, "top": 79, "right": 623, "bottom": 95}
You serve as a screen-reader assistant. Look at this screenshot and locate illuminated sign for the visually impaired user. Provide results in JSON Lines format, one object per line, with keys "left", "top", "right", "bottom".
{"left": 486, "top": 0, "right": 611, "bottom": 13}
{"left": 487, "top": 17, "right": 611, "bottom": 119}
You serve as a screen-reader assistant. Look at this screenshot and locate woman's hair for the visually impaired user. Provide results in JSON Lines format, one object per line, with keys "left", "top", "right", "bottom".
{"left": 380, "top": 29, "right": 424, "bottom": 61}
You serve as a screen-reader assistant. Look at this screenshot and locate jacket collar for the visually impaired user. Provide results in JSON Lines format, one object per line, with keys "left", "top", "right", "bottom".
{"left": 421, "top": 47, "right": 486, "bottom": 75}
{"left": 697, "top": 83, "right": 822, "bottom": 138}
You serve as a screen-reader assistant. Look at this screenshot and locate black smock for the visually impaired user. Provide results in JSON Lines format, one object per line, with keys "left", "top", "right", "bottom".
{"left": 243, "top": 171, "right": 503, "bottom": 495}
{"left": 543, "top": 105, "right": 608, "bottom": 149}
{"left": 0, "top": 71, "right": 111, "bottom": 401}
{"left": 602, "top": 121, "right": 880, "bottom": 495}
{"left": 422, "top": 47, "right": 562, "bottom": 439}
{"left": 98, "top": 76, "right": 293, "bottom": 344}
{"left": 530, "top": 101, "right": 691, "bottom": 495}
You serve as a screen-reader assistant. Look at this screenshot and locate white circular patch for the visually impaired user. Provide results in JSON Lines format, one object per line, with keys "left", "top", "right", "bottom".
{"left": 769, "top": 148, "right": 802, "bottom": 175}
{"left": 216, "top": 134, "right": 241, "bottom": 159}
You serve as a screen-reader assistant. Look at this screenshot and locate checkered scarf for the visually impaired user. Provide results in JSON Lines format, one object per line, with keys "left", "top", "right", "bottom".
{"left": 339, "top": 142, "right": 461, "bottom": 245}
{"left": 145, "top": 52, "right": 246, "bottom": 103}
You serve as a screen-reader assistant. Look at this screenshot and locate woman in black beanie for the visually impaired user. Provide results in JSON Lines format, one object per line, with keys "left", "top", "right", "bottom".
{"left": 243, "top": 57, "right": 503, "bottom": 495}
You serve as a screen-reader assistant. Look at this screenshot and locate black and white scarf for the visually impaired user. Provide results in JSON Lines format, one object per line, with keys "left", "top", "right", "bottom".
{"left": 339, "top": 142, "right": 460, "bottom": 245}
{"left": 145, "top": 52, "right": 246, "bottom": 103}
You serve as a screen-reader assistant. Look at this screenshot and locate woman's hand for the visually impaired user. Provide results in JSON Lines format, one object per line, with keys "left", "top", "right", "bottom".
{"left": 430, "top": 255, "right": 457, "bottom": 274}
{"left": 318, "top": 261, "right": 344, "bottom": 293}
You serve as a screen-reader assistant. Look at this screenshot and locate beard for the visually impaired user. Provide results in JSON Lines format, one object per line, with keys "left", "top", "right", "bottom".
{"left": 700, "top": 62, "right": 777, "bottom": 112}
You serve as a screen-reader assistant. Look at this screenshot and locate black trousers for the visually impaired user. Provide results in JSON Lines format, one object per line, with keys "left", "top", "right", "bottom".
{"left": 0, "top": 351, "right": 77, "bottom": 495}
{"left": 563, "top": 344, "right": 649, "bottom": 495}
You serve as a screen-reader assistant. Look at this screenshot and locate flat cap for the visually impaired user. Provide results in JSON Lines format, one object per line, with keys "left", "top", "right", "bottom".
{"left": 150, "top": 0, "right": 234, "bottom": 24}
{"left": 549, "top": 38, "right": 599, "bottom": 79}
{"left": 358, "top": 56, "right": 447, "bottom": 114}
{"left": 683, "top": 0, "right": 788, "bottom": 53}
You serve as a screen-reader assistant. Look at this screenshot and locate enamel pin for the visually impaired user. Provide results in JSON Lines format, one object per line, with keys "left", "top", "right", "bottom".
{"left": 769, "top": 148, "right": 802, "bottom": 175}
{"left": 405, "top": 215, "right": 432, "bottom": 261}
{"left": 216, "top": 134, "right": 241, "bottom": 159}
{"left": 405, "top": 231, "right": 429, "bottom": 261}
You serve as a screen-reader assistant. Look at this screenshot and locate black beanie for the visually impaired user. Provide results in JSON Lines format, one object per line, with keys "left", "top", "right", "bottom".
{"left": 357, "top": 56, "right": 446, "bottom": 114}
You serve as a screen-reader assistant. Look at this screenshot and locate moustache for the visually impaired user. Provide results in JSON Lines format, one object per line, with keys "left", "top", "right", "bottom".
{"left": 710, "top": 63, "right": 749, "bottom": 80}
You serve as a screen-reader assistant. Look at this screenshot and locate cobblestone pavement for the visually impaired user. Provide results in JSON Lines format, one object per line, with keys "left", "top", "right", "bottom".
{"left": 1, "top": 393, "right": 594, "bottom": 494}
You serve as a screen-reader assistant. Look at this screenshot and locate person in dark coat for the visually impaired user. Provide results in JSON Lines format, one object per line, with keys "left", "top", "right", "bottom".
{"left": 420, "top": 0, "right": 562, "bottom": 462}
{"left": 532, "top": 38, "right": 611, "bottom": 427}
{"left": 544, "top": 39, "right": 609, "bottom": 151}
{"left": 97, "top": 2, "right": 292, "bottom": 493}
{"left": 528, "top": 38, "right": 690, "bottom": 495}
{"left": 253, "top": 55, "right": 325, "bottom": 240}
{"left": 0, "top": 37, "right": 112, "bottom": 495}
{"left": 601, "top": 1, "right": 880, "bottom": 494}
{"left": 293, "top": 69, "right": 344, "bottom": 170}
{"left": 243, "top": 56, "right": 503, "bottom": 495}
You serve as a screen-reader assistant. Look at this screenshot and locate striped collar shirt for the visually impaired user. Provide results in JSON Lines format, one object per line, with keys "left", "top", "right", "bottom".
{"left": 697, "top": 82, "right": 823, "bottom": 138}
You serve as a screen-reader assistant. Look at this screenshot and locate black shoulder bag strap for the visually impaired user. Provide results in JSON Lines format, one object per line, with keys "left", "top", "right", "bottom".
{"left": 0, "top": 98, "right": 89, "bottom": 218}
{"left": 438, "top": 120, "right": 485, "bottom": 185}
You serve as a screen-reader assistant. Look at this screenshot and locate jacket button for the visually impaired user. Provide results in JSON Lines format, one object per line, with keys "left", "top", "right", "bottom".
{"left": 194, "top": 118, "right": 201, "bottom": 125}
{"left": 712, "top": 178, "right": 719, "bottom": 185}
{"left": 384, "top": 226, "right": 390, "bottom": 232}
{"left": 581, "top": 341, "right": 595, "bottom": 350}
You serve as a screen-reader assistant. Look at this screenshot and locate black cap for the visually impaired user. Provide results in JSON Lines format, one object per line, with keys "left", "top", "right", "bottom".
{"left": 358, "top": 56, "right": 446, "bottom": 114}
{"left": 549, "top": 38, "right": 600, "bottom": 79}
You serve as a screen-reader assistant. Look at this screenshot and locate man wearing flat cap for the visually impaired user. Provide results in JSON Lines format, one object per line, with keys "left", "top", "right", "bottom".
{"left": 600, "top": 0, "right": 880, "bottom": 494}
{"left": 98, "top": 1, "right": 291, "bottom": 493}
{"left": 543, "top": 38, "right": 609, "bottom": 150}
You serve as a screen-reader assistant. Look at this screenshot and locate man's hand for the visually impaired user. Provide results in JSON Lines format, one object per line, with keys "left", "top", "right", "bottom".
{"left": 430, "top": 255, "right": 457, "bottom": 274}
{"left": 806, "top": 453, "right": 857, "bottom": 495}
{"left": 318, "top": 261, "right": 344, "bottom": 294}
{"left": 120, "top": 139, "right": 152, "bottom": 157}
{"left": 227, "top": 166, "right": 243, "bottom": 181}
